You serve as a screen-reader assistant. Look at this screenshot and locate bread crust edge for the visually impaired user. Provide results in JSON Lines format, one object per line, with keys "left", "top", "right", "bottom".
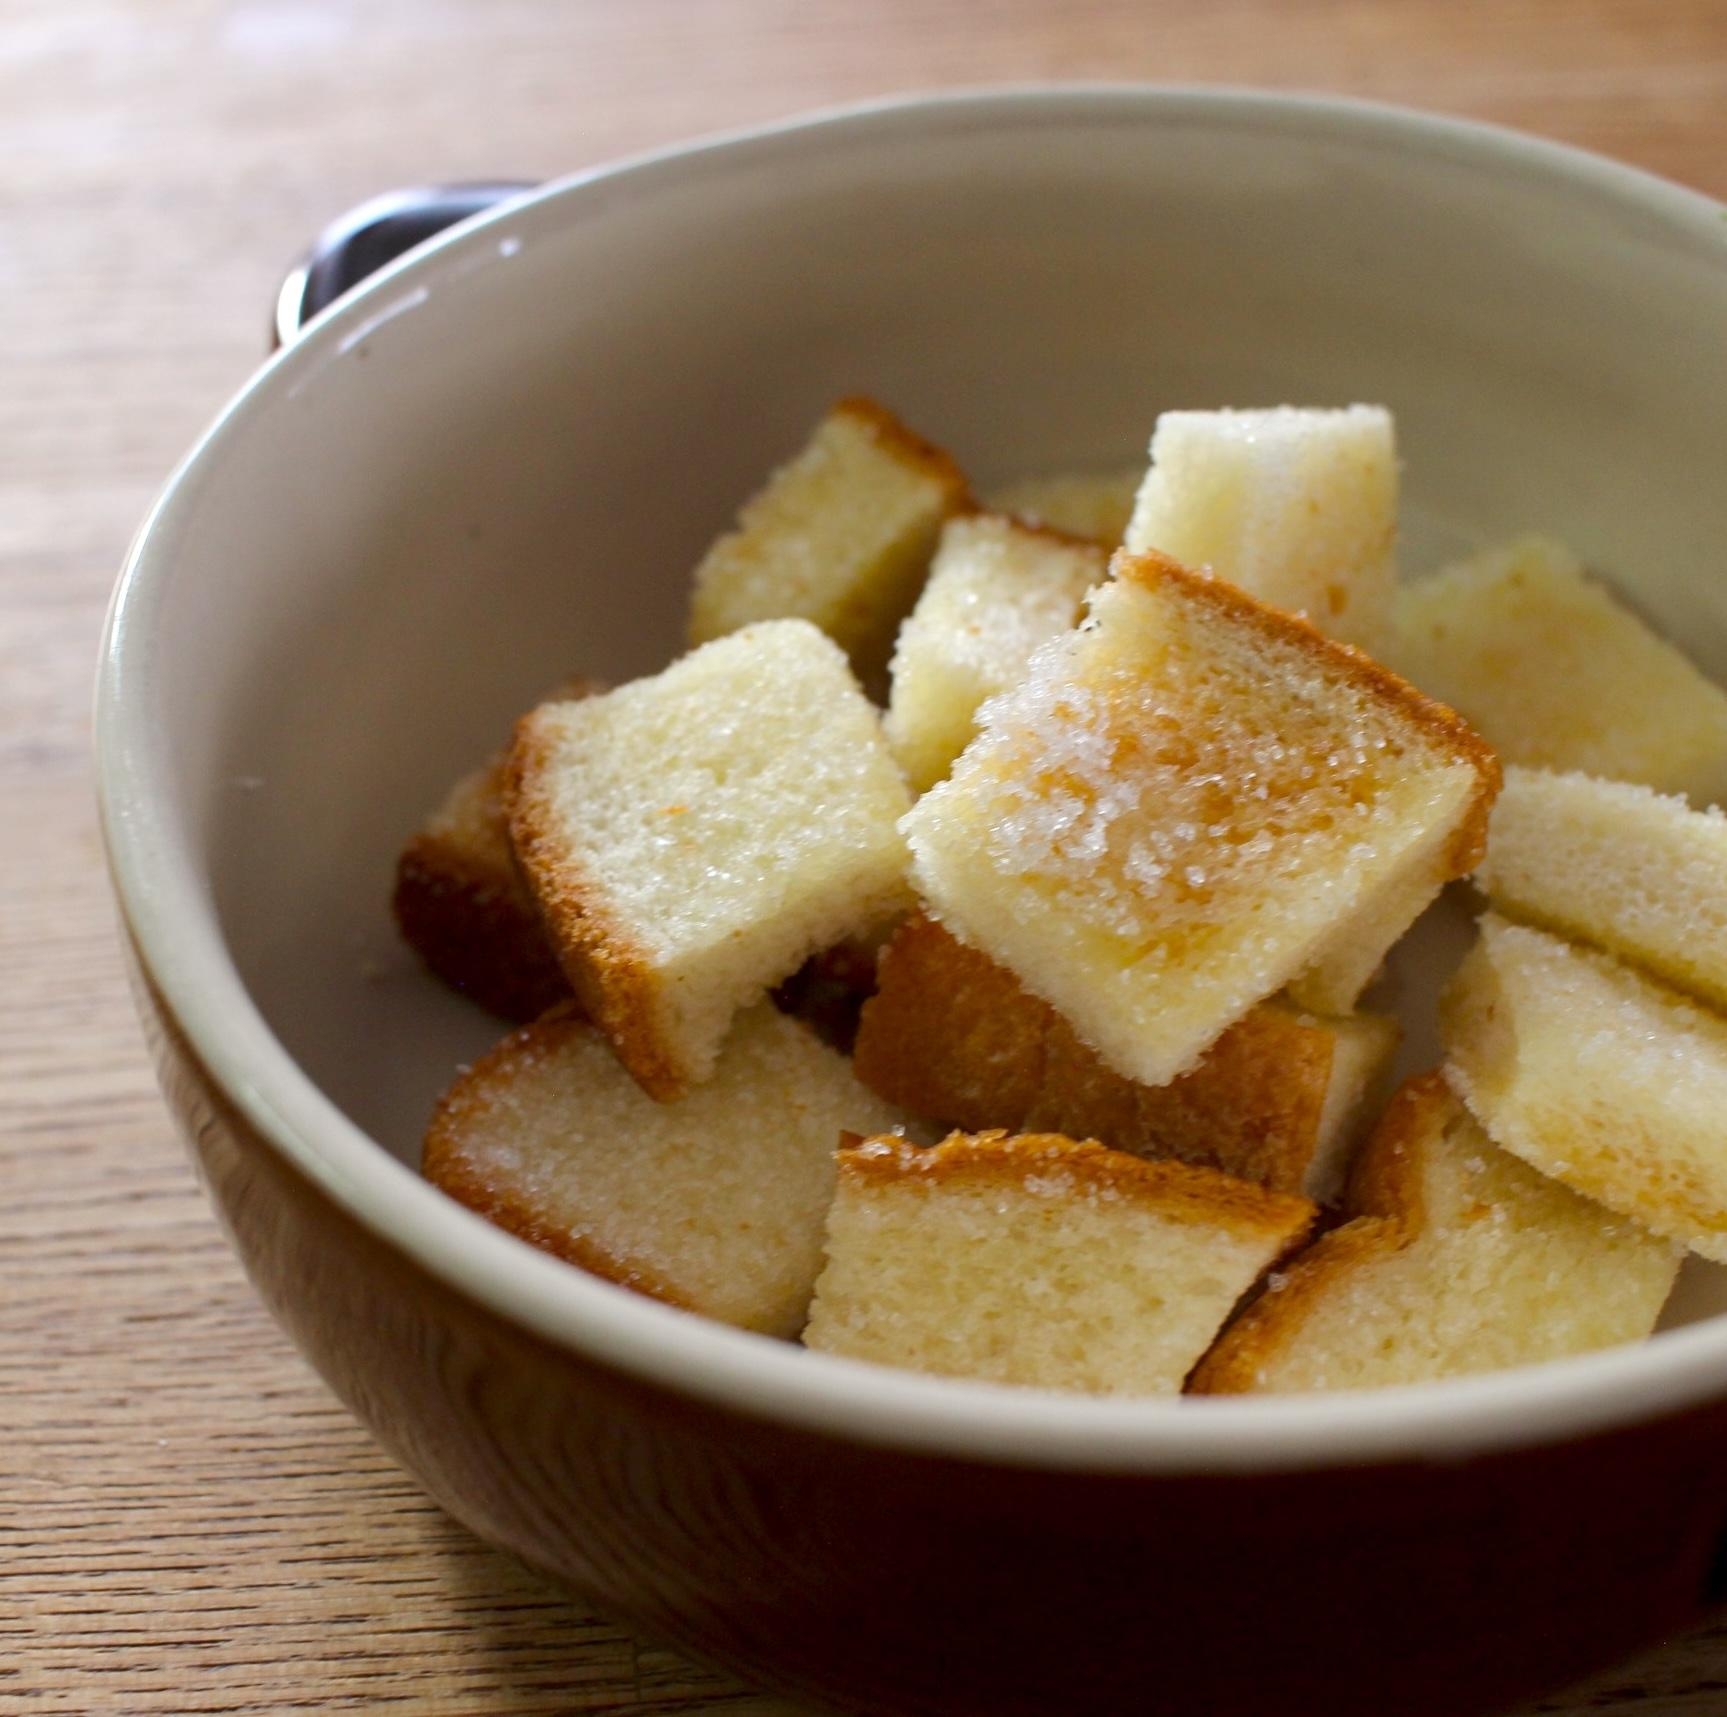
{"left": 392, "top": 831, "right": 571, "bottom": 1023}
{"left": 505, "top": 705, "right": 692, "bottom": 1102}
{"left": 421, "top": 1006, "right": 698, "bottom": 1314}
{"left": 1186, "top": 1073, "right": 1454, "bottom": 1394}
{"left": 840, "top": 1128, "right": 1318, "bottom": 1244}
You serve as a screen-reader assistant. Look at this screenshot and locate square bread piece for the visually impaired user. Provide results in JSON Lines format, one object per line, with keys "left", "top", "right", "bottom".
{"left": 1390, "top": 535, "right": 1727, "bottom": 803}
{"left": 1477, "top": 767, "right": 1727, "bottom": 1012}
{"left": 1190, "top": 1074, "right": 1679, "bottom": 1394}
{"left": 853, "top": 914, "right": 1396, "bottom": 1199}
{"left": 393, "top": 677, "right": 604, "bottom": 1022}
{"left": 1122, "top": 405, "right": 1397, "bottom": 651}
{"left": 394, "top": 753, "right": 571, "bottom": 1023}
{"left": 902, "top": 550, "right": 1499, "bottom": 1086}
{"left": 686, "top": 397, "right": 970, "bottom": 684}
{"left": 1442, "top": 913, "right": 1727, "bottom": 1261}
{"left": 424, "top": 1003, "right": 911, "bottom": 1338}
{"left": 509, "top": 620, "right": 914, "bottom": 1100}
{"left": 985, "top": 467, "right": 1144, "bottom": 546}
{"left": 885, "top": 513, "right": 1106, "bottom": 793}
{"left": 803, "top": 1131, "right": 1316, "bottom": 1395}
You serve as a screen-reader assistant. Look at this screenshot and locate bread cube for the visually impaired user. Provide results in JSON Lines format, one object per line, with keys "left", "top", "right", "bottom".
{"left": 902, "top": 551, "right": 1499, "bottom": 1086}
{"left": 853, "top": 914, "right": 1396, "bottom": 1198}
{"left": 509, "top": 620, "right": 914, "bottom": 1100}
{"left": 986, "top": 467, "right": 1143, "bottom": 545}
{"left": 1191, "top": 1075, "right": 1679, "bottom": 1393}
{"left": 1390, "top": 535, "right": 1727, "bottom": 803}
{"left": 424, "top": 1004, "right": 910, "bottom": 1337}
{"left": 1123, "top": 405, "right": 1397, "bottom": 650}
{"left": 1442, "top": 914, "right": 1727, "bottom": 1260}
{"left": 1478, "top": 767, "right": 1727, "bottom": 1011}
{"left": 392, "top": 677, "right": 605, "bottom": 1022}
{"left": 884, "top": 513, "right": 1105, "bottom": 793}
{"left": 803, "top": 1130, "right": 1316, "bottom": 1395}
{"left": 687, "top": 397, "right": 970, "bottom": 683}
{"left": 393, "top": 754, "right": 570, "bottom": 1023}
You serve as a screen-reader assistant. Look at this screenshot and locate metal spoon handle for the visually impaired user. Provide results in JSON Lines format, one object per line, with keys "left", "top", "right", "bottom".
{"left": 273, "top": 181, "right": 537, "bottom": 348}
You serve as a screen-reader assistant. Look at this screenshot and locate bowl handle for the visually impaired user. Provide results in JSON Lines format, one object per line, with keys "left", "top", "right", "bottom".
{"left": 272, "top": 182, "right": 537, "bottom": 349}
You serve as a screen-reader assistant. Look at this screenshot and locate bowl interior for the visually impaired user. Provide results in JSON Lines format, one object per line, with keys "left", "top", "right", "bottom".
{"left": 118, "top": 91, "right": 1727, "bottom": 1368}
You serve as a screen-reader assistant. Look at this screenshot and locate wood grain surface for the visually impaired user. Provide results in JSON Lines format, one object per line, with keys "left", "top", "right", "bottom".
{"left": 10, "top": 1, "right": 1727, "bottom": 1711}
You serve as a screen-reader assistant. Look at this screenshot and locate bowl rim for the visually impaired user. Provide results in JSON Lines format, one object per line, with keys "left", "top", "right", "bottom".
{"left": 97, "top": 82, "right": 1727, "bottom": 1475}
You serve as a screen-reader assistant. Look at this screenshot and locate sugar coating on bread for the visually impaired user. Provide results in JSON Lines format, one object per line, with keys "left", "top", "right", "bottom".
{"left": 424, "top": 1003, "right": 911, "bottom": 1337}
{"left": 1191, "top": 1075, "right": 1679, "bottom": 1394}
{"left": 1390, "top": 535, "right": 1727, "bottom": 803}
{"left": 1442, "top": 914, "right": 1727, "bottom": 1260}
{"left": 509, "top": 621, "right": 914, "bottom": 1100}
{"left": 986, "top": 468, "right": 1143, "bottom": 545}
{"left": 853, "top": 914, "right": 1396, "bottom": 1198}
{"left": 1123, "top": 405, "right": 1397, "bottom": 651}
{"left": 901, "top": 551, "right": 1499, "bottom": 1086}
{"left": 803, "top": 1131, "right": 1316, "bottom": 1394}
{"left": 885, "top": 513, "right": 1106, "bottom": 793}
{"left": 1478, "top": 766, "right": 1727, "bottom": 1012}
{"left": 686, "top": 397, "right": 970, "bottom": 683}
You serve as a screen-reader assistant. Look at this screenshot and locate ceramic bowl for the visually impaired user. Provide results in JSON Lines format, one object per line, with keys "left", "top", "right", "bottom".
{"left": 97, "top": 88, "right": 1727, "bottom": 1716}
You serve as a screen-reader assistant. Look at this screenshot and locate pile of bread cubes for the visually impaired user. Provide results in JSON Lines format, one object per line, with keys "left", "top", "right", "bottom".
{"left": 395, "top": 396, "right": 1727, "bottom": 1398}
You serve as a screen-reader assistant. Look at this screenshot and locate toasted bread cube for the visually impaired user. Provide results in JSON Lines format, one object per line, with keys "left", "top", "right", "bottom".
{"left": 884, "top": 513, "right": 1106, "bottom": 793}
{"left": 853, "top": 914, "right": 1050, "bottom": 1132}
{"left": 803, "top": 1131, "right": 1316, "bottom": 1394}
{"left": 1191, "top": 1075, "right": 1679, "bottom": 1394}
{"left": 424, "top": 1004, "right": 911, "bottom": 1337}
{"left": 1123, "top": 405, "right": 1397, "bottom": 650}
{"left": 902, "top": 551, "right": 1498, "bottom": 1086}
{"left": 1030, "top": 1001, "right": 1398, "bottom": 1204}
{"left": 1442, "top": 914, "right": 1727, "bottom": 1260}
{"left": 509, "top": 621, "right": 914, "bottom": 1100}
{"left": 1283, "top": 808, "right": 1480, "bottom": 1016}
{"left": 687, "top": 397, "right": 971, "bottom": 683}
{"left": 393, "top": 755, "right": 570, "bottom": 1022}
{"left": 392, "top": 678, "right": 604, "bottom": 1021}
{"left": 986, "top": 468, "right": 1143, "bottom": 546}
{"left": 1390, "top": 535, "right": 1727, "bottom": 802}
{"left": 1478, "top": 767, "right": 1727, "bottom": 1012}
{"left": 853, "top": 915, "right": 1396, "bottom": 1198}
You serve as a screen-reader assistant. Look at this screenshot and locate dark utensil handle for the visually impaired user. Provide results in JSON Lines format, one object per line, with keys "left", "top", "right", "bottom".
{"left": 273, "top": 181, "right": 537, "bottom": 349}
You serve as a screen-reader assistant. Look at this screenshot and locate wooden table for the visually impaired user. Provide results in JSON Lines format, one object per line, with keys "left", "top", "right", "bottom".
{"left": 11, "top": 2, "right": 1727, "bottom": 1710}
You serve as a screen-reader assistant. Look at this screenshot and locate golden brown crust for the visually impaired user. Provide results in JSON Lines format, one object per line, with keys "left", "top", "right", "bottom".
{"left": 853, "top": 915, "right": 1352, "bottom": 1194}
{"left": 420, "top": 1006, "right": 695, "bottom": 1312}
{"left": 995, "top": 509, "right": 1123, "bottom": 552}
{"left": 852, "top": 914, "right": 1051, "bottom": 1129}
{"left": 1033, "top": 1005, "right": 1339, "bottom": 1194}
{"left": 840, "top": 1129, "right": 1318, "bottom": 1243}
{"left": 393, "top": 677, "right": 608, "bottom": 1021}
{"left": 1111, "top": 549, "right": 1503, "bottom": 870}
{"left": 505, "top": 703, "right": 688, "bottom": 1102}
{"left": 1185, "top": 1213, "right": 1403, "bottom": 1393}
{"left": 832, "top": 395, "right": 975, "bottom": 509}
{"left": 1342, "top": 1070, "right": 1454, "bottom": 1222}
{"left": 979, "top": 507, "right": 1117, "bottom": 559}
{"left": 392, "top": 830, "right": 571, "bottom": 1023}
{"left": 1186, "top": 1073, "right": 1458, "bottom": 1393}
